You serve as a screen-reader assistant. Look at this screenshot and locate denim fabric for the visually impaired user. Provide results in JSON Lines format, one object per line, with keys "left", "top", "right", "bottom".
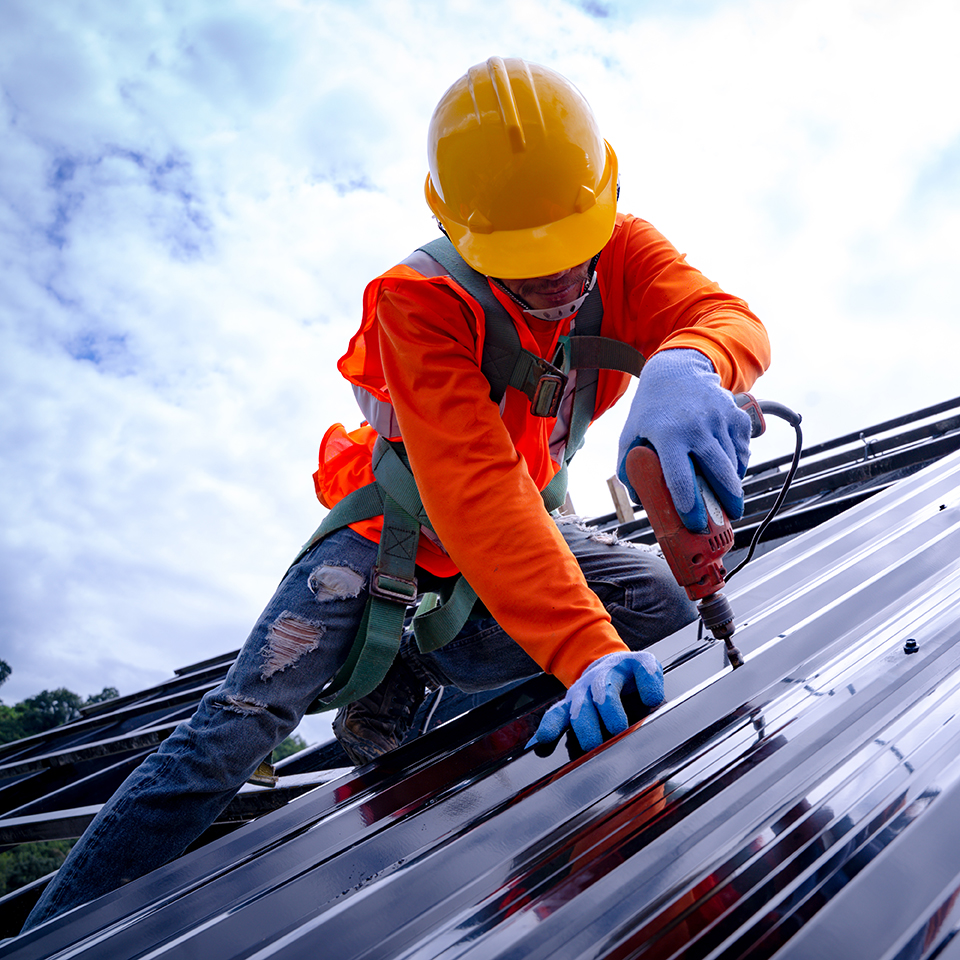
{"left": 23, "top": 519, "right": 695, "bottom": 931}
{"left": 24, "top": 527, "right": 378, "bottom": 930}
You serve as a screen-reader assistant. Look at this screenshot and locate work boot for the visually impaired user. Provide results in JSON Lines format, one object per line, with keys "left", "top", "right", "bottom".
{"left": 333, "top": 654, "right": 426, "bottom": 766}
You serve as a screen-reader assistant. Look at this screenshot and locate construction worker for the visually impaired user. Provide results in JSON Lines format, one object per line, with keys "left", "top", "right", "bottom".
{"left": 22, "top": 57, "right": 768, "bottom": 931}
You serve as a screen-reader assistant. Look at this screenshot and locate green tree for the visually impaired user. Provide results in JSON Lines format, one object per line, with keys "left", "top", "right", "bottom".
{"left": 0, "top": 703, "right": 24, "bottom": 743}
{"left": 0, "top": 682, "right": 124, "bottom": 744}
{"left": 0, "top": 661, "right": 15, "bottom": 741}
{"left": 15, "top": 688, "right": 85, "bottom": 738}
{"left": 274, "top": 734, "right": 308, "bottom": 761}
{"left": 0, "top": 683, "right": 123, "bottom": 897}
{"left": 0, "top": 840, "right": 76, "bottom": 897}
{"left": 85, "top": 687, "right": 120, "bottom": 705}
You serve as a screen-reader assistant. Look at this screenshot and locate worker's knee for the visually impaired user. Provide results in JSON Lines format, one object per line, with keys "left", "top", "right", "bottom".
{"left": 610, "top": 564, "right": 697, "bottom": 649}
{"left": 406, "top": 620, "right": 542, "bottom": 694}
{"left": 556, "top": 517, "right": 698, "bottom": 646}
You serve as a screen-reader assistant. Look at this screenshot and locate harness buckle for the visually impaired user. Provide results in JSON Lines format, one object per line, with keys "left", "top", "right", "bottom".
{"left": 531, "top": 373, "right": 566, "bottom": 418}
{"left": 370, "top": 566, "right": 419, "bottom": 603}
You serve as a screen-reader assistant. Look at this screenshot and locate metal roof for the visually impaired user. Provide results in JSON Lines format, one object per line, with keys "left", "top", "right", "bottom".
{"left": 3, "top": 396, "right": 960, "bottom": 958}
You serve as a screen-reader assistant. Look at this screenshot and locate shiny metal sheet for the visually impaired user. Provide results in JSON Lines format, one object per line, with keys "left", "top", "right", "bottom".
{"left": 6, "top": 451, "right": 960, "bottom": 960}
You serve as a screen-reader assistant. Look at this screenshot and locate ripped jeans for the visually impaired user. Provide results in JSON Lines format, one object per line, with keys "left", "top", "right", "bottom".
{"left": 24, "top": 519, "right": 695, "bottom": 930}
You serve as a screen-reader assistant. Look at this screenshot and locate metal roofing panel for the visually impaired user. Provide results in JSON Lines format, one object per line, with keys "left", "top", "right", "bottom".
{"left": 5, "top": 442, "right": 960, "bottom": 958}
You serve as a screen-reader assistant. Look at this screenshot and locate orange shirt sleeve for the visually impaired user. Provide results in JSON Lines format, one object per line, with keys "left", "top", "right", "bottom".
{"left": 375, "top": 278, "right": 629, "bottom": 688}
{"left": 598, "top": 215, "right": 770, "bottom": 395}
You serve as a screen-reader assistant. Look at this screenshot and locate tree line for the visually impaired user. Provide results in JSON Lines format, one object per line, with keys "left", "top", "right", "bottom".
{"left": 0, "top": 659, "right": 118, "bottom": 744}
{"left": 0, "top": 659, "right": 306, "bottom": 898}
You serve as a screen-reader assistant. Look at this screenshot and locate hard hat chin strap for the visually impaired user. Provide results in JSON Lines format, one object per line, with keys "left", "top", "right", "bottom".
{"left": 491, "top": 252, "right": 602, "bottom": 321}
{"left": 521, "top": 271, "right": 598, "bottom": 322}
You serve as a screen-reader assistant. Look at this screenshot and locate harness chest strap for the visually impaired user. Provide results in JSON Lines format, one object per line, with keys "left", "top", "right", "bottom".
{"left": 416, "top": 237, "right": 645, "bottom": 431}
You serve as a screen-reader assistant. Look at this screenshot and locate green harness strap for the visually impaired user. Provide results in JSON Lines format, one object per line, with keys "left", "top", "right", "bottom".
{"left": 299, "top": 440, "right": 423, "bottom": 710}
{"left": 299, "top": 439, "right": 569, "bottom": 710}
{"left": 412, "top": 464, "right": 568, "bottom": 653}
{"left": 300, "top": 239, "right": 645, "bottom": 711}
{"left": 417, "top": 237, "right": 645, "bottom": 427}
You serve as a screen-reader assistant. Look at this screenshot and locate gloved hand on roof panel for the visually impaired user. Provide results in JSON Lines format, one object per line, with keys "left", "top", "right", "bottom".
{"left": 527, "top": 650, "right": 665, "bottom": 753}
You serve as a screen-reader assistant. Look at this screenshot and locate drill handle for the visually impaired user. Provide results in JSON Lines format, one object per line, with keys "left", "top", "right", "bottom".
{"left": 734, "top": 392, "right": 766, "bottom": 438}
{"left": 735, "top": 393, "right": 804, "bottom": 436}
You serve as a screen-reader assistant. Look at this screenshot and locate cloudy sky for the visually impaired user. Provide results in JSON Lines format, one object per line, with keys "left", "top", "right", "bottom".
{"left": 2, "top": 0, "right": 959, "bottom": 744}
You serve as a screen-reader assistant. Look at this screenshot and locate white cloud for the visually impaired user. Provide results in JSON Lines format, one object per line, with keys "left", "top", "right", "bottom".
{"left": 1, "top": 0, "right": 959, "bottom": 749}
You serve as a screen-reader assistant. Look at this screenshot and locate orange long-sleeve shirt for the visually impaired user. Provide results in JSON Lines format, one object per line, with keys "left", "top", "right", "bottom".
{"left": 316, "top": 214, "right": 770, "bottom": 687}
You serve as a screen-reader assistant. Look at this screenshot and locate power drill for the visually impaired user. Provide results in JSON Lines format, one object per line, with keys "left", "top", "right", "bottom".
{"left": 623, "top": 394, "right": 767, "bottom": 669}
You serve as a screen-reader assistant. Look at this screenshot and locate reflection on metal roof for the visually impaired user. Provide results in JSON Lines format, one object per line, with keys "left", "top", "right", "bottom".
{"left": 3, "top": 397, "right": 960, "bottom": 958}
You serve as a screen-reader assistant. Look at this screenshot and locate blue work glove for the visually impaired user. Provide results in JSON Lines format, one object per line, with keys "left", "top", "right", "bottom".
{"left": 527, "top": 650, "right": 665, "bottom": 753}
{"left": 617, "top": 349, "right": 751, "bottom": 531}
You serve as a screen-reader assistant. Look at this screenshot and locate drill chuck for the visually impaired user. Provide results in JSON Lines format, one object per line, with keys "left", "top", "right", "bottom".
{"left": 698, "top": 592, "right": 735, "bottom": 640}
{"left": 698, "top": 592, "right": 744, "bottom": 668}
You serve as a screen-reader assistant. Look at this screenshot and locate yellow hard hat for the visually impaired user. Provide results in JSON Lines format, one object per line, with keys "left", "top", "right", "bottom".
{"left": 425, "top": 57, "right": 618, "bottom": 279}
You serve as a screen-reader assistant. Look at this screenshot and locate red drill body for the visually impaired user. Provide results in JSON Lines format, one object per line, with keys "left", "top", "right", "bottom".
{"left": 624, "top": 445, "right": 744, "bottom": 667}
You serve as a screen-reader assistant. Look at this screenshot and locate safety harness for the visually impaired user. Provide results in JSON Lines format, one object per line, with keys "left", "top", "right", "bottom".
{"left": 299, "top": 237, "right": 645, "bottom": 711}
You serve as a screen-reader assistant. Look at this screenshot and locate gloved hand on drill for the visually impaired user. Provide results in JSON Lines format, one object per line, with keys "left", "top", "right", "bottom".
{"left": 617, "top": 348, "right": 752, "bottom": 531}
{"left": 527, "top": 650, "right": 665, "bottom": 753}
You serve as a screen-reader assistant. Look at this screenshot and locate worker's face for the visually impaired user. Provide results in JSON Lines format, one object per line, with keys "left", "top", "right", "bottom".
{"left": 499, "top": 259, "right": 592, "bottom": 311}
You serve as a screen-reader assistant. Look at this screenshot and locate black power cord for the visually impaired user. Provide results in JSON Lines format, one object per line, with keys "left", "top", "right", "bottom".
{"left": 727, "top": 400, "right": 804, "bottom": 581}
{"left": 694, "top": 400, "right": 803, "bottom": 649}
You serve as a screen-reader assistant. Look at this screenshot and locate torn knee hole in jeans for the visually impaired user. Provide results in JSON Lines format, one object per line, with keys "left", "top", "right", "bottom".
{"left": 216, "top": 693, "right": 269, "bottom": 716}
{"left": 557, "top": 514, "right": 662, "bottom": 553}
{"left": 261, "top": 611, "right": 325, "bottom": 679}
{"left": 557, "top": 514, "right": 623, "bottom": 546}
{"left": 308, "top": 563, "right": 365, "bottom": 601}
